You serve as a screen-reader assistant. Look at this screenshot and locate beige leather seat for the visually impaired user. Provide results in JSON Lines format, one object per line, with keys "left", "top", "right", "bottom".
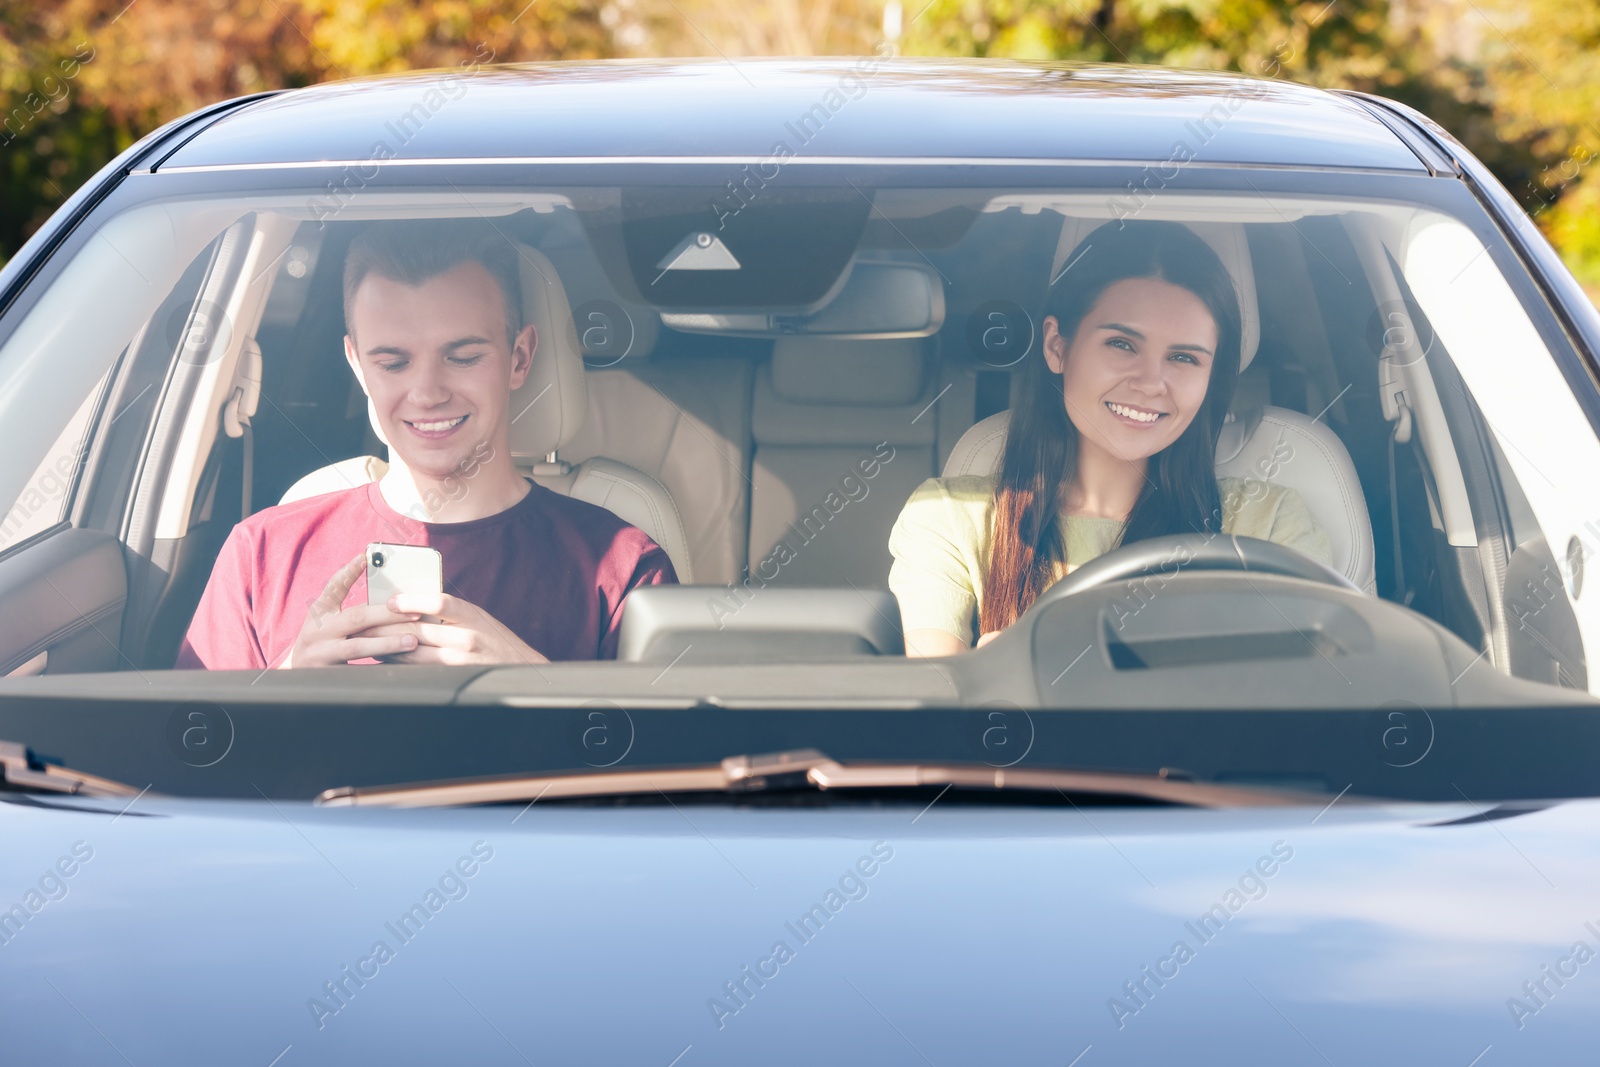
{"left": 279, "top": 244, "right": 695, "bottom": 582}
{"left": 542, "top": 358, "right": 753, "bottom": 587}
{"left": 943, "top": 218, "right": 1376, "bottom": 593}
{"left": 747, "top": 336, "right": 943, "bottom": 589}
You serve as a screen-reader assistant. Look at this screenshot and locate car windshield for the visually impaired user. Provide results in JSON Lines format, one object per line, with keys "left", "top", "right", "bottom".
{"left": 1, "top": 162, "right": 1597, "bottom": 799}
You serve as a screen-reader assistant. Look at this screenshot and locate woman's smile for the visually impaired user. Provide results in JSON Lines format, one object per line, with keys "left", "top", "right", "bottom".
{"left": 1104, "top": 400, "right": 1168, "bottom": 426}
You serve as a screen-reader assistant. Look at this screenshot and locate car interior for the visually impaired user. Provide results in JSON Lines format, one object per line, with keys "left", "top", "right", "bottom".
{"left": 0, "top": 183, "right": 1591, "bottom": 705}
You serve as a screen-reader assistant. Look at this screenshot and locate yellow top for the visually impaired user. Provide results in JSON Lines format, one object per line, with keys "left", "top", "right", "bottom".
{"left": 887, "top": 474, "right": 1333, "bottom": 644}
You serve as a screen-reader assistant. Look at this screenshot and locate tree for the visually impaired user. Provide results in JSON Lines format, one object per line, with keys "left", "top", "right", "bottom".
{"left": 2, "top": 0, "right": 1596, "bottom": 298}
{"left": 0, "top": 0, "right": 616, "bottom": 261}
{"left": 1474, "top": 0, "right": 1600, "bottom": 293}
{"left": 892, "top": 0, "right": 1591, "bottom": 296}
{"left": 620, "top": 0, "right": 885, "bottom": 56}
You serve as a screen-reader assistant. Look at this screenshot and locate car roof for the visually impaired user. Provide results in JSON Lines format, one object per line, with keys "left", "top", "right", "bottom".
{"left": 154, "top": 58, "right": 1427, "bottom": 173}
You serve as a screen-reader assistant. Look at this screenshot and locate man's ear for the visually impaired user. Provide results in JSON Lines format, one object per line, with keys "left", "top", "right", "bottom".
{"left": 508, "top": 323, "right": 537, "bottom": 391}
{"left": 344, "top": 335, "right": 370, "bottom": 397}
{"left": 1042, "top": 315, "right": 1068, "bottom": 375}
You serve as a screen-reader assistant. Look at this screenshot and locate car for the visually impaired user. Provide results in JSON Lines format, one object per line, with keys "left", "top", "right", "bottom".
{"left": 3, "top": 55, "right": 1600, "bottom": 1064}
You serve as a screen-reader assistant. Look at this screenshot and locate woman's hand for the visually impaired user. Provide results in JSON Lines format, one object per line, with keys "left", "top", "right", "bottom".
{"left": 975, "top": 630, "right": 1002, "bottom": 649}
{"left": 279, "top": 553, "right": 422, "bottom": 668}
{"left": 358, "top": 590, "right": 550, "bottom": 666}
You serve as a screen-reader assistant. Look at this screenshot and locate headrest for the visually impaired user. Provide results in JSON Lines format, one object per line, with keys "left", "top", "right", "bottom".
{"left": 502, "top": 244, "right": 585, "bottom": 457}
{"left": 1049, "top": 218, "right": 1261, "bottom": 373}
{"left": 507, "top": 243, "right": 586, "bottom": 459}
{"left": 360, "top": 242, "right": 586, "bottom": 459}
{"left": 769, "top": 337, "right": 926, "bottom": 406}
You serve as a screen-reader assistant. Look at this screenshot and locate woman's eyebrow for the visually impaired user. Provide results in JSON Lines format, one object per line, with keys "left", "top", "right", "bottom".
{"left": 1096, "top": 323, "right": 1212, "bottom": 357}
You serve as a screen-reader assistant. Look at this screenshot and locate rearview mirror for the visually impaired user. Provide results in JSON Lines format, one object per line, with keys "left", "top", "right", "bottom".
{"left": 659, "top": 260, "right": 944, "bottom": 339}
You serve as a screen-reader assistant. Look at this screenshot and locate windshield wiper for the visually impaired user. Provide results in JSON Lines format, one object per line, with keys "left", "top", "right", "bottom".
{"left": 1, "top": 741, "right": 146, "bottom": 799}
{"left": 314, "top": 748, "right": 1321, "bottom": 809}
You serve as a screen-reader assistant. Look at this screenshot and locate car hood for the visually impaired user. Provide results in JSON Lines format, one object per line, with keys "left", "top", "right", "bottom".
{"left": 3, "top": 793, "right": 1594, "bottom": 1064}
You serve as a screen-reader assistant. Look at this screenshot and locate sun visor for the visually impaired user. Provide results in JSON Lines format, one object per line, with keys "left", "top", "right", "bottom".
{"left": 263, "top": 192, "right": 572, "bottom": 220}
{"left": 983, "top": 192, "right": 1336, "bottom": 222}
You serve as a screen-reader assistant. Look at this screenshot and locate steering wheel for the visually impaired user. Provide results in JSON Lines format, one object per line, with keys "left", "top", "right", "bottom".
{"left": 1037, "top": 533, "right": 1359, "bottom": 605}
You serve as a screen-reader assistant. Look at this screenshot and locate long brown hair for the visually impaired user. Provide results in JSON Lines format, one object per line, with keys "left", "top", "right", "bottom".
{"left": 979, "top": 221, "right": 1243, "bottom": 633}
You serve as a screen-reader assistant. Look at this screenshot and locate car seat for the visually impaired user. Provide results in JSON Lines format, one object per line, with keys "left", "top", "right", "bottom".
{"left": 942, "top": 217, "right": 1376, "bottom": 593}
{"left": 279, "top": 243, "right": 695, "bottom": 581}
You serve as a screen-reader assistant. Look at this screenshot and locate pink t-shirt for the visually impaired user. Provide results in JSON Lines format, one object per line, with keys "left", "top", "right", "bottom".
{"left": 175, "top": 479, "right": 676, "bottom": 669}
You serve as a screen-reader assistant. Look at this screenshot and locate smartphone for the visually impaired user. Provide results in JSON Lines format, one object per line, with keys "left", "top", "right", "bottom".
{"left": 366, "top": 542, "right": 443, "bottom": 608}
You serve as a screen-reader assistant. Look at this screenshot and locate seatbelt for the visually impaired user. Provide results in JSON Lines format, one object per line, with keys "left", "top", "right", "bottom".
{"left": 1215, "top": 405, "right": 1265, "bottom": 466}
{"left": 974, "top": 370, "right": 1010, "bottom": 422}
{"left": 222, "top": 337, "right": 263, "bottom": 521}
{"left": 239, "top": 423, "right": 254, "bottom": 523}
{"left": 1378, "top": 315, "right": 1415, "bottom": 604}
{"left": 1386, "top": 399, "right": 1413, "bottom": 604}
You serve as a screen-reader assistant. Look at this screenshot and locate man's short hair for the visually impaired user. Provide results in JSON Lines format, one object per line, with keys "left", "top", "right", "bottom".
{"left": 342, "top": 219, "right": 524, "bottom": 345}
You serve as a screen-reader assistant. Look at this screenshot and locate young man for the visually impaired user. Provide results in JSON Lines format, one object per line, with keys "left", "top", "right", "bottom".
{"left": 176, "top": 220, "right": 676, "bottom": 670}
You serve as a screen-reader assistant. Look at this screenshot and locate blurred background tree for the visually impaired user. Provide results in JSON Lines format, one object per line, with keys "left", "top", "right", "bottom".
{"left": 1469, "top": 0, "right": 1600, "bottom": 296}
{"left": 0, "top": 0, "right": 610, "bottom": 257}
{"left": 0, "top": 0, "right": 1595, "bottom": 299}
{"left": 880, "top": 0, "right": 1593, "bottom": 296}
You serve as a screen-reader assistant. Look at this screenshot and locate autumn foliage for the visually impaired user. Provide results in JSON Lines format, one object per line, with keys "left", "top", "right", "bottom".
{"left": 0, "top": 0, "right": 1595, "bottom": 294}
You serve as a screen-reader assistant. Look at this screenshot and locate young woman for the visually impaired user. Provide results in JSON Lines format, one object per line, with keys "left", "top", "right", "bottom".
{"left": 889, "top": 220, "right": 1331, "bottom": 657}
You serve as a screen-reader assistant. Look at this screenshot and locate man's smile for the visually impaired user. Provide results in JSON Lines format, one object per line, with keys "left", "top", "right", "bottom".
{"left": 404, "top": 414, "right": 469, "bottom": 438}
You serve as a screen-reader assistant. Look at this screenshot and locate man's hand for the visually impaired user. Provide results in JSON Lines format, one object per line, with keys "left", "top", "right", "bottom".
{"left": 359, "top": 590, "right": 550, "bottom": 666}
{"left": 279, "top": 553, "right": 423, "bottom": 668}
